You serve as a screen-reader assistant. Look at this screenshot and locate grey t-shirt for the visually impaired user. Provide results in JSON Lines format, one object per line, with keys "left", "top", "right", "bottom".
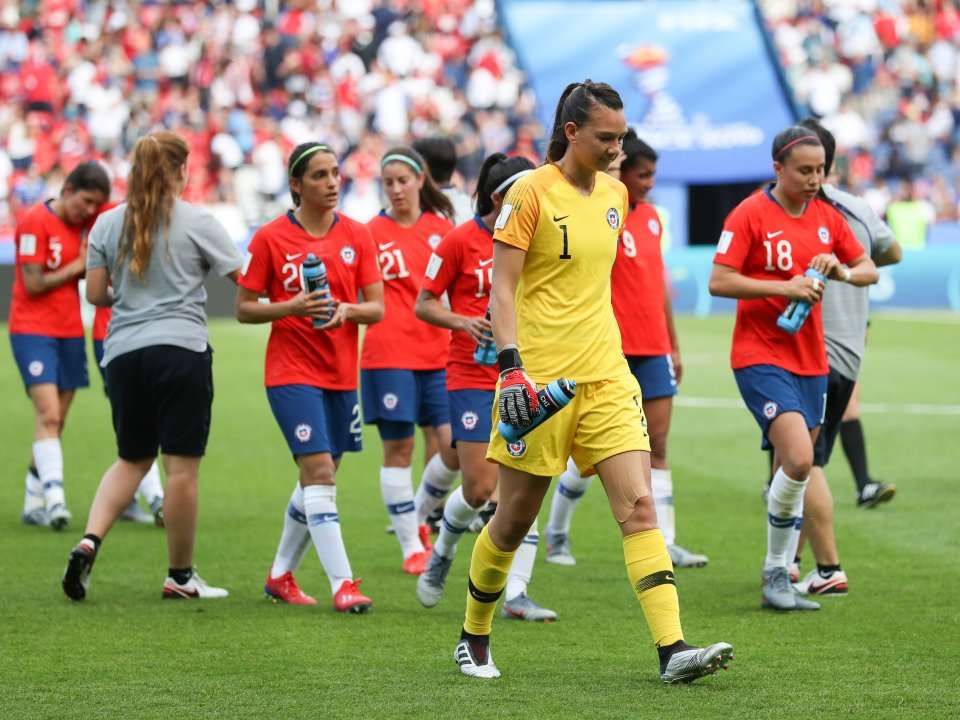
{"left": 88, "top": 200, "right": 242, "bottom": 366}
{"left": 820, "top": 185, "right": 895, "bottom": 381}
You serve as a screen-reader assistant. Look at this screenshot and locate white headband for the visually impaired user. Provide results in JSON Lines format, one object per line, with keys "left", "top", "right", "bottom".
{"left": 493, "top": 169, "right": 533, "bottom": 196}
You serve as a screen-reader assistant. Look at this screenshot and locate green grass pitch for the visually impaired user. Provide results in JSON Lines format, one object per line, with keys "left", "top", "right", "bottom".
{"left": 2, "top": 314, "right": 958, "bottom": 719}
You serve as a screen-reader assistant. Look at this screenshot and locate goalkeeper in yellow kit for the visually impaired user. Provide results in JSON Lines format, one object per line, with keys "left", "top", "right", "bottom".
{"left": 452, "top": 80, "right": 734, "bottom": 683}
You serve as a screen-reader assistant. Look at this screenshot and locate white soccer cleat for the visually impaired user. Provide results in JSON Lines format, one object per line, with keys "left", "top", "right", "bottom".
{"left": 416, "top": 551, "right": 454, "bottom": 608}
{"left": 454, "top": 640, "right": 501, "bottom": 679}
{"left": 162, "top": 571, "right": 229, "bottom": 600}
{"left": 545, "top": 533, "right": 576, "bottom": 566}
{"left": 668, "top": 544, "right": 709, "bottom": 568}
{"left": 501, "top": 593, "right": 558, "bottom": 622}
{"left": 660, "top": 642, "right": 734, "bottom": 684}
{"left": 119, "top": 499, "right": 154, "bottom": 524}
{"left": 794, "top": 568, "right": 849, "bottom": 596}
{"left": 47, "top": 504, "right": 72, "bottom": 531}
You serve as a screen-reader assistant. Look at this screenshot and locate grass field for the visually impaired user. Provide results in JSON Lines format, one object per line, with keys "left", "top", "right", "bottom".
{"left": 2, "top": 314, "right": 959, "bottom": 719}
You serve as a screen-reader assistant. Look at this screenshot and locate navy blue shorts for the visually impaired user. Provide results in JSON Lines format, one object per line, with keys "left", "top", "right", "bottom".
{"left": 734, "top": 364, "right": 827, "bottom": 450}
{"left": 360, "top": 369, "right": 450, "bottom": 440}
{"left": 627, "top": 354, "right": 677, "bottom": 401}
{"left": 10, "top": 334, "right": 88, "bottom": 390}
{"left": 267, "top": 384, "right": 362, "bottom": 459}
{"left": 449, "top": 389, "right": 494, "bottom": 444}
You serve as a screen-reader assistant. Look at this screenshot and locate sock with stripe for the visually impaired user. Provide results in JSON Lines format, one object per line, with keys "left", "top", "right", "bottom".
{"left": 765, "top": 468, "right": 807, "bottom": 570}
{"left": 270, "top": 483, "right": 311, "bottom": 579}
{"left": 505, "top": 520, "right": 539, "bottom": 600}
{"left": 303, "top": 484, "right": 353, "bottom": 594}
{"left": 624, "top": 529, "right": 684, "bottom": 647}
{"left": 415, "top": 454, "right": 458, "bottom": 524}
{"left": 23, "top": 464, "right": 44, "bottom": 515}
{"left": 381, "top": 466, "right": 423, "bottom": 558}
{"left": 433, "top": 486, "right": 480, "bottom": 559}
{"left": 463, "top": 526, "right": 516, "bottom": 636}
{"left": 547, "top": 458, "right": 593, "bottom": 537}
{"left": 651, "top": 468, "right": 676, "bottom": 546}
{"left": 137, "top": 460, "right": 164, "bottom": 507}
{"left": 33, "top": 438, "right": 65, "bottom": 510}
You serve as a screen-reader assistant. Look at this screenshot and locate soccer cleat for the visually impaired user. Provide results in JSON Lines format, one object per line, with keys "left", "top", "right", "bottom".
{"left": 761, "top": 567, "right": 820, "bottom": 611}
{"left": 264, "top": 571, "right": 317, "bottom": 605}
{"left": 501, "top": 593, "right": 558, "bottom": 622}
{"left": 668, "top": 544, "right": 709, "bottom": 568}
{"left": 454, "top": 639, "right": 501, "bottom": 679}
{"left": 418, "top": 523, "right": 434, "bottom": 553}
{"left": 333, "top": 579, "right": 372, "bottom": 613}
{"left": 416, "top": 551, "right": 454, "bottom": 608}
{"left": 162, "top": 571, "right": 229, "bottom": 599}
{"left": 545, "top": 533, "right": 576, "bottom": 566}
{"left": 794, "top": 568, "right": 849, "bottom": 596}
{"left": 660, "top": 642, "right": 734, "bottom": 684}
{"left": 149, "top": 496, "right": 165, "bottom": 528}
{"left": 62, "top": 542, "right": 97, "bottom": 601}
{"left": 47, "top": 504, "right": 72, "bottom": 531}
{"left": 119, "top": 499, "right": 154, "bottom": 524}
{"left": 857, "top": 481, "right": 896, "bottom": 509}
{"left": 22, "top": 507, "right": 49, "bottom": 526}
{"left": 402, "top": 550, "right": 429, "bottom": 576}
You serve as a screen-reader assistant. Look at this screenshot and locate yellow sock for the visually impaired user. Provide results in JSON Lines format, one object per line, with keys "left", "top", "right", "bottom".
{"left": 624, "top": 529, "right": 684, "bottom": 647}
{"left": 463, "top": 526, "right": 516, "bottom": 636}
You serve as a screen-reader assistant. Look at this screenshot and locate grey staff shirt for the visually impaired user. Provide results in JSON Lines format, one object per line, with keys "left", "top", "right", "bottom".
{"left": 820, "top": 184, "right": 895, "bottom": 381}
{"left": 87, "top": 200, "right": 242, "bottom": 366}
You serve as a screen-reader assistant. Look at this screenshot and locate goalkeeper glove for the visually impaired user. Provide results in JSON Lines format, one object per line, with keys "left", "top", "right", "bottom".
{"left": 497, "top": 346, "right": 540, "bottom": 428}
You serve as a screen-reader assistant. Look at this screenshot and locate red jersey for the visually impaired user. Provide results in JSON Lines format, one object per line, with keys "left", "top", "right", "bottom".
{"left": 239, "top": 212, "right": 381, "bottom": 389}
{"left": 611, "top": 202, "right": 671, "bottom": 356}
{"left": 713, "top": 188, "right": 865, "bottom": 376}
{"left": 421, "top": 216, "right": 498, "bottom": 391}
{"left": 361, "top": 211, "right": 454, "bottom": 370}
{"left": 9, "top": 201, "right": 84, "bottom": 337}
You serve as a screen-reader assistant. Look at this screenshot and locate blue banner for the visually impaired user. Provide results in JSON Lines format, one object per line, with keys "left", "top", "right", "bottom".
{"left": 499, "top": 0, "right": 797, "bottom": 182}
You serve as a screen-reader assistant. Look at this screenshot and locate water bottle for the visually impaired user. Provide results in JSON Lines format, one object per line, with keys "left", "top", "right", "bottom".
{"left": 498, "top": 378, "right": 577, "bottom": 442}
{"left": 301, "top": 253, "right": 333, "bottom": 329}
{"left": 473, "top": 307, "right": 497, "bottom": 366}
{"left": 777, "top": 268, "right": 826, "bottom": 335}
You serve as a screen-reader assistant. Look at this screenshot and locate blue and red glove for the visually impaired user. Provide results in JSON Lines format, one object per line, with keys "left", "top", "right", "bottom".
{"left": 497, "top": 347, "right": 540, "bottom": 428}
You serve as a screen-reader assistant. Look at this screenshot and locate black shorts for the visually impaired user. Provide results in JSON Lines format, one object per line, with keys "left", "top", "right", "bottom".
{"left": 813, "top": 368, "right": 857, "bottom": 468}
{"left": 106, "top": 345, "right": 214, "bottom": 460}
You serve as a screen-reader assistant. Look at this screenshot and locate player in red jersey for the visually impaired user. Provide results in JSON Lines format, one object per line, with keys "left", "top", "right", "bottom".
{"left": 413, "top": 152, "right": 557, "bottom": 620}
{"left": 361, "top": 146, "right": 458, "bottom": 576}
{"left": 708, "top": 126, "right": 878, "bottom": 611}
{"left": 10, "top": 161, "right": 109, "bottom": 530}
{"left": 544, "top": 130, "right": 708, "bottom": 569}
{"left": 236, "top": 142, "right": 384, "bottom": 612}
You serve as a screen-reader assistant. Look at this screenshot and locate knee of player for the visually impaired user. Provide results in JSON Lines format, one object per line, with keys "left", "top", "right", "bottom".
{"left": 780, "top": 453, "right": 813, "bottom": 481}
{"left": 617, "top": 495, "right": 658, "bottom": 535}
{"left": 299, "top": 456, "right": 337, "bottom": 485}
{"left": 36, "top": 411, "right": 62, "bottom": 436}
{"left": 462, "top": 483, "right": 493, "bottom": 510}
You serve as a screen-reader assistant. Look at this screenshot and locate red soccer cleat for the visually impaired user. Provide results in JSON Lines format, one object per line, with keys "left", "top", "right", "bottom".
{"left": 403, "top": 550, "right": 429, "bottom": 576}
{"left": 418, "top": 523, "right": 434, "bottom": 553}
{"left": 333, "top": 578, "right": 372, "bottom": 613}
{"left": 264, "top": 572, "right": 318, "bottom": 605}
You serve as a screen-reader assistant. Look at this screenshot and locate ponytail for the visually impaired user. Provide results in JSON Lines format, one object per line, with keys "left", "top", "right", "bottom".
{"left": 547, "top": 79, "right": 624, "bottom": 162}
{"left": 381, "top": 146, "right": 454, "bottom": 221}
{"left": 475, "top": 153, "right": 535, "bottom": 217}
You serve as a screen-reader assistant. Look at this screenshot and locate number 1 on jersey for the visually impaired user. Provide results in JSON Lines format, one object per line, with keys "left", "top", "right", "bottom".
{"left": 559, "top": 224, "right": 572, "bottom": 260}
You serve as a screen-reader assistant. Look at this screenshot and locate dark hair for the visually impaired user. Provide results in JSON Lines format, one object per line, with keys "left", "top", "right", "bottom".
{"left": 381, "top": 146, "right": 454, "bottom": 221}
{"left": 771, "top": 125, "right": 822, "bottom": 163}
{"left": 620, "top": 129, "right": 658, "bottom": 172}
{"left": 798, "top": 116, "right": 836, "bottom": 176}
{"left": 547, "top": 80, "right": 624, "bottom": 162}
{"left": 475, "top": 153, "right": 536, "bottom": 217}
{"left": 63, "top": 161, "right": 110, "bottom": 197}
{"left": 411, "top": 137, "right": 457, "bottom": 185}
{"left": 287, "top": 142, "right": 337, "bottom": 207}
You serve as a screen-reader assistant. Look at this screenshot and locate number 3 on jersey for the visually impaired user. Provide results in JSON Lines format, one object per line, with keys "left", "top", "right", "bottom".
{"left": 763, "top": 238, "right": 793, "bottom": 271}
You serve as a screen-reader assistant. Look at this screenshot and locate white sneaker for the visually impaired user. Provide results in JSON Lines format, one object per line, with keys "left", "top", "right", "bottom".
{"left": 47, "top": 504, "right": 72, "bottom": 531}
{"left": 794, "top": 568, "right": 848, "bottom": 596}
{"left": 119, "top": 499, "right": 154, "bottom": 524}
{"left": 454, "top": 639, "right": 501, "bottom": 679}
{"left": 23, "top": 478, "right": 47, "bottom": 525}
{"left": 545, "top": 533, "right": 576, "bottom": 566}
{"left": 668, "top": 544, "right": 709, "bottom": 568}
{"left": 501, "top": 593, "right": 558, "bottom": 622}
{"left": 162, "top": 571, "right": 229, "bottom": 600}
{"left": 660, "top": 642, "right": 734, "bottom": 684}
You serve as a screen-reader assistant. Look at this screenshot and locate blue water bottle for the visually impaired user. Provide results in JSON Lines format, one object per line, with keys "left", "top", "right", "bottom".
{"left": 301, "top": 253, "right": 333, "bottom": 329}
{"left": 473, "top": 307, "right": 497, "bottom": 366}
{"left": 498, "top": 378, "right": 577, "bottom": 442}
{"left": 777, "top": 268, "right": 826, "bottom": 335}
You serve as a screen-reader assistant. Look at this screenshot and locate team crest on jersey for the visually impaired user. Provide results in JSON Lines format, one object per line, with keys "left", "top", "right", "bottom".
{"left": 340, "top": 246, "right": 356, "bottom": 265}
{"left": 461, "top": 411, "right": 479, "bottom": 430}
{"left": 295, "top": 423, "right": 312, "bottom": 442}
{"left": 818, "top": 226, "right": 830, "bottom": 245}
{"left": 648, "top": 218, "right": 660, "bottom": 236}
{"left": 28, "top": 361, "right": 44, "bottom": 377}
{"left": 428, "top": 234, "right": 442, "bottom": 249}
{"left": 383, "top": 393, "right": 399, "bottom": 410}
{"left": 763, "top": 401, "right": 778, "bottom": 419}
{"left": 606, "top": 207, "right": 620, "bottom": 229}
{"left": 507, "top": 439, "right": 527, "bottom": 457}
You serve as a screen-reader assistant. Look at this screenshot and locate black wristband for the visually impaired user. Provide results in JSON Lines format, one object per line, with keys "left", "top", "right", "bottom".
{"left": 497, "top": 347, "right": 522, "bottom": 374}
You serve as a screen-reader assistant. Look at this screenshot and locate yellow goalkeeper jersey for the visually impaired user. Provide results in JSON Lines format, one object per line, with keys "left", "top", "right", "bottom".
{"left": 493, "top": 163, "right": 630, "bottom": 384}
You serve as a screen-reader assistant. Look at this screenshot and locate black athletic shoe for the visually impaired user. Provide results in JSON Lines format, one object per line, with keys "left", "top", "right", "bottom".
{"left": 857, "top": 481, "right": 896, "bottom": 508}
{"left": 62, "top": 542, "right": 97, "bottom": 601}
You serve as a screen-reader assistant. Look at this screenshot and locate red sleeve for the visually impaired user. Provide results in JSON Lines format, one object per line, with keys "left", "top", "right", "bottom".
{"left": 238, "top": 229, "right": 272, "bottom": 294}
{"left": 355, "top": 224, "right": 381, "bottom": 290}
{"left": 422, "top": 229, "right": 460, "bottom": 296}
{"left": 712, "top": 202, "right": 753, "bottom": 271}
{"left": 16, "top": 211, "right": 48, "bottom": 266}
{"left": 831, "top": 209, "right": 866, "bottom": 265}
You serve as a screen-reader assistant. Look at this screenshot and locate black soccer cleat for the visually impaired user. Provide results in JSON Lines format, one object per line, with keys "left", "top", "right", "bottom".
{"left": 62, "top": 542, "right": 97, "bottom": 601}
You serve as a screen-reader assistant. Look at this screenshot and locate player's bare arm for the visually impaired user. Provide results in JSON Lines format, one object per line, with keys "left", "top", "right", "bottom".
{"left": 319, "top": 280, "right": 385, "bottom": 330}
{"left": 235, "top": 286, "right": 331, "bottom": 323}
{"left": 809, "top": 253, "right": 878, "bottom": 286}
{"left": 21, "top": 252, "right": 86, "bottom": 296}
{"left": 490, "top": 241, "right": 525, "bottom": 349}
{"left": 709, "top": 263, "right": 822, "bottom": 303}
{"left": 415, "top": 289, "right": 491, "bottom": 343}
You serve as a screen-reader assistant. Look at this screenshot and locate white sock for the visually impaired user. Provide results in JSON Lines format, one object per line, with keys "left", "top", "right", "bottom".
{"left": 303, "top": 484, "right": 353, "bottom": 594}
{"left": 765, "top": 468, "right": 807, "bottom": 570}
{"left": 137, "top": 460, "right": 164, "bottom": 506}
{"left": 506, "top": 520, "right": 538, "bottom": 601}
{"left": 381, "top": 466, "right": 423, "bottom": 558}
{"left": 433, "top": 485, "right": 481, "bottom": 559}
{"left": 786, "top": 497, "right": 804, "bottom": 567}
{"left": 547, "top": 458, "right": 592, "bottom": 537}
{"left": 270, "top": 484, "right": 311, "bottom": 579}
{"left": 33, "top": 438, "right": 65, "bottom": 510}
{"left": 651, "top": 468, "right": 676, "bottom": 546}
{"left": 415, "top": 454, "right": 459, "bottom": 524}
{"left": 23, "top": 465, "right": 44, "bottom": 513}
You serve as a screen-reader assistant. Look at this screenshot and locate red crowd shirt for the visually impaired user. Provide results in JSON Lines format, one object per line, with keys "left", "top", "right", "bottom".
{"left": 239, "top": 211, "right": 381, "bottom": 389}
{"left": 611, "top": 202, "right": 672, "bottom": 357}
{"left": 9, "top": 201, "right": 84, "bottom": 337}
{"left": 713, "top": 188, "right": 865, "bottom": 376}
{"left": 421, "top": 216, "right": 498, "bottom": 391}
{"left": 361, "top": 211, "right": 454, "bottom": 370}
